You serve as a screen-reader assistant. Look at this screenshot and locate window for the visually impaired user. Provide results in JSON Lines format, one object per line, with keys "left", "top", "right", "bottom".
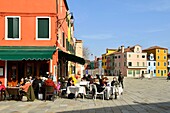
{"left": 128, "top": 70, "right": 132, "bottom": 74}
{"left": 158, "top": 62, "right": 160, "bottom": 66}
{"left": 137, "top": 55, "right": 139, "bottom": 58}
{"left": 124, "top": 55, "right": 126, "bottom": 58}
{"left": 128, "top": 62, "right": 132, "bottom": 66}
{"left": 136, "top": 70, "right": 140, "bottom": 74}
{"left": 164, "top": 70, "right": 166, "bottom": 74}
{"left": 158, "top": 49, "right": 160, "bottom": 53}
{"left": 148, "top": 69, "right": 150, "bottom": 73}
{"left": 148, "top": 62, "right": 150, "bottom": 66}
{"left": 36, "top": 17, "right": 50, "bottom": 40}
{"left": 5, "top": 16, "right": 20, "bottom": 40}
{"left": 164, "top": 56, "right": 166, "bottom": 59}
{"left": 164, "top": 62, "right": 166, "bottom": 66}
{"left": 164, "top": 50, "right": 166, "bottom": 53}
{"left": 62, "top": 32, "right": 65, "bottom": 47}
{"left": 168, "top": 62, "right": 170, "bottom": 65}
{"left": 129, "top": 54, "right": 131, "bottom": 58}
{"left": 158, "top": 70, "right": 160, "bottom": 73}
{"left": 142, "top": 55, "right": 145, "bottom": 58}
{"left": 154, "top": 62, "right": 156, "bottom": 66}
{"left": 154, "top": 70, "right": 156, "bottom": 73}
{"left": 115, "top": 56, "right": 117, "bottom": 59}
{"left": 137, "top": 62, "right": 139, "bottom": 66}
{"left": 118, "top": 56, "right": 120, "bottom": 58}
{"left": 158, "top": 56, "right": 160, "bottom": 59}
{"left": 143, "top": 62, "right": 145, "bottom": 66}
{"left": 124, "top": 62, "right": 126, "bottom": 66}
{"left": 137, "top": 48, "right": 139, "bottom": 51}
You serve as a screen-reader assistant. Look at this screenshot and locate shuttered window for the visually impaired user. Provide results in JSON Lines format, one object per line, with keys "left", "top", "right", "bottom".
{"left": 6, "top": 16, "right": 20, "bottom": 40}
{"left": 36, "top": 17, "right": 50, "bottom": 40}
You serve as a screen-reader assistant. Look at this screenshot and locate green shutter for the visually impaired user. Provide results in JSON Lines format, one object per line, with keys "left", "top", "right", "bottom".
{"left": 8, "top": 18, "right": 13, "bottom": 38}
{"left": 8, "top": 18, "right": 19, "bottom": 38}
{"left": 38, "top": 18, "right": 49, "bottom": 38}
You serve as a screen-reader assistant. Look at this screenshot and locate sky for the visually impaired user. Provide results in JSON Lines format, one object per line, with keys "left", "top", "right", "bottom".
{"left": 67, "top": 0, "right": 170, "bottom": 60}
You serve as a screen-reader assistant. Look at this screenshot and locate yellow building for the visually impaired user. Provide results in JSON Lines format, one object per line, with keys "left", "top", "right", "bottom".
{"left": 102, "top": 48, "right": 117, "bottom": 75}
{"left": 143, "top": 46, "right": 168, "bottom": 77}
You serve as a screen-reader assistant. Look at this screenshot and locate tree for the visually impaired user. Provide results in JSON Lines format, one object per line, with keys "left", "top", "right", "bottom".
{"left": 83, "top": 46, "right": 91, "bottom": 60}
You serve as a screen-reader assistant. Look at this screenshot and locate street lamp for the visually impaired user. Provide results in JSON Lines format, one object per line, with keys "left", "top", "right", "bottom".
{"left": 57, "top": 12, "right": 74, "bottom": 29}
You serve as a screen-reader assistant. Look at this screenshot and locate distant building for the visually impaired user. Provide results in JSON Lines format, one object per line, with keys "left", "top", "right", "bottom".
{"left": 114, "top": 45, "right": 147, "bottom": 77}
{"left": 102, "top": 48, "right": 117, "bottom": 75}
{"left": 168, "top": 54, "right": 170, "bottom": 73}
{"left": 143, "top": 46, "right": 168, "bottom": 77}
{"left": 146, "top": 53, "right": 156, "bottom": 77}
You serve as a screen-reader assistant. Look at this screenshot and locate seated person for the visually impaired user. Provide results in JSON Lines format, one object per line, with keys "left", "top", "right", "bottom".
{"left": 20, "top": 79, "right": 35, "bottom": 101}
{"left": 67, "top": 77, "right": 74, "bottom": 86}
{"left": 0, "top": 81, "right": 6, "bottom": 91}
{"left": 111, "top": 77, "right": 119, "bottom": 87}
{"left": 93, "top": 78, "right": 105, "bottom": 93}
{"left": 44, "top": 76, "right": 56, "bottom": 89}
{"left": 0, "top": 81, "right": 6, "bottom": 99}
{"left": 87, "top": 75, "right": 94, "bottom": 84}
{"left": 18, "top": 78, "right": 25, "bottom": 86}
{"left": 20, "top": 79, "right": 31, "bottom": 93}
{"left": 81, "top": 74, "right": 88, "bottom": 81}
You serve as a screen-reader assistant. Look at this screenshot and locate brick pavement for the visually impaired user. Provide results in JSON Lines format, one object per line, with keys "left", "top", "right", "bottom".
{"left": 0, "top": 77, "right": 170, "bottom": 113}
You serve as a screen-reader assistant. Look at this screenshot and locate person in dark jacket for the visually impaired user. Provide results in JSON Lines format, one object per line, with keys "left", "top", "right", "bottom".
{"left": 32, "top": 76, "right": 42, "bottom": 99}
{"left": 118, "top": 72, "right": 124, "bottom": 88}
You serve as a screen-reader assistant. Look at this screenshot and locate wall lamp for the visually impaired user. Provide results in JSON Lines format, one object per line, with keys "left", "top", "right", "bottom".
{"left": 57, "top": 12, "right": 74, "bottom": 29}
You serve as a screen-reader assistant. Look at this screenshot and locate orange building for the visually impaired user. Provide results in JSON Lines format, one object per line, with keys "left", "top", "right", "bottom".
{"left": 0, "top": 0, "right": 84, "bottom": 86}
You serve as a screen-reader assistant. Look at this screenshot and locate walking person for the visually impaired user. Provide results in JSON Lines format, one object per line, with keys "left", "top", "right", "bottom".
{"left": 118, "top": 72, "right": 124, "bottom": 89}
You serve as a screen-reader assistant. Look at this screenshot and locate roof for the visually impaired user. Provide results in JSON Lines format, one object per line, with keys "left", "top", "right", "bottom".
{"left": 143, "top": 46, "right": 168, "bottom": 51}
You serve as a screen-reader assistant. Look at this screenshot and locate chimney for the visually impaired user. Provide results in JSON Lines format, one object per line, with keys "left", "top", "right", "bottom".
{"left": 121, "top": 45, "right": 124, "bottom": 53}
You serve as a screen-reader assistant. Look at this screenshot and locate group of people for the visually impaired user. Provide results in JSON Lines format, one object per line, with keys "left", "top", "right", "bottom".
{"left": 80, "top": 72, "right": 124, "bottom": 95}
{"left": 1, "top": 75, "right": 60, "bottom": 101}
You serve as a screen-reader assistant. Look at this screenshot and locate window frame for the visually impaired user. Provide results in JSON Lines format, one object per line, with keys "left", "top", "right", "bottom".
{"left": 5, "top": 16, "right": 21, "bottom": 40}
{"left": 36, "top": 16, "right": 51, "bottom": 40}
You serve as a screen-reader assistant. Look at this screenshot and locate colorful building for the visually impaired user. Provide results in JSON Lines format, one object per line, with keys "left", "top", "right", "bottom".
{"left": 102, "top": 48, "right": 117, "bottom": 75}
{"left": 143, "top": 46, "right": 168, "bottom": 77}
{"left": 0, "top": 0, "right": 85, "bottom": 86}
{"left": 168, "top": 54, "right": 170, "bottom": 73}
{"left": 113, "top": 45, "right": 147, "bottom": 77}
{"left": 146, "top": 53, "right": 156, "bottom": 77}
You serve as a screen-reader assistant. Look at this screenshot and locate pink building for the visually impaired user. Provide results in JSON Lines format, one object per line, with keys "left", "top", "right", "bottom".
{"left": 114, "top": 45, "right": 147, "bottom": 77}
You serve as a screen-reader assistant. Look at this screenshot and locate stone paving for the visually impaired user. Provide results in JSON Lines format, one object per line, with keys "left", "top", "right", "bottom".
{"left": 1, "top": 77, "right": 170, "bottom": 113}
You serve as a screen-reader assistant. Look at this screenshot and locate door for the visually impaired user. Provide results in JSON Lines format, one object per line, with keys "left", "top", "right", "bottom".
{"left": 7, "top": 61, "right": 18, "bottom": 86}
{"left": 133, "top": 70, "right": 135, "bottom": 77}
{"left": 161, "top": 70, "right": 163, "bottom": 76}
{"left": 151, "top": 71, "right": 153, "bottom": 77}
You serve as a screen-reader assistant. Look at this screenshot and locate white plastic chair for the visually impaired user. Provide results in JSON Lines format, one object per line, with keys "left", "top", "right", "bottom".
{"left": 92, "top": 84, "right": 105, "bottom": 100}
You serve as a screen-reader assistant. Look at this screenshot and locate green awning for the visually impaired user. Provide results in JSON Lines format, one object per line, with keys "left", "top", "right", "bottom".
{"left": 58, "top": 50, "right": 85, "bottom": 65}
{"left": 0, "top": 46, "right": 56, "bottom": 60}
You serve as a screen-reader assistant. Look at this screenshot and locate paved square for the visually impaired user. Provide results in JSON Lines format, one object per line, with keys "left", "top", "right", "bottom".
{"left": 0, "top": 77, "right": 170, "bottom": 113}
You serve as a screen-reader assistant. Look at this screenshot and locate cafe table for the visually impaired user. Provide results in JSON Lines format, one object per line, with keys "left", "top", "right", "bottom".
{"left": 67, "top": 86, "right": 86, "bottom": 100}
{"left": 6, "top": 86, "right": 21, "bottom": 100}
